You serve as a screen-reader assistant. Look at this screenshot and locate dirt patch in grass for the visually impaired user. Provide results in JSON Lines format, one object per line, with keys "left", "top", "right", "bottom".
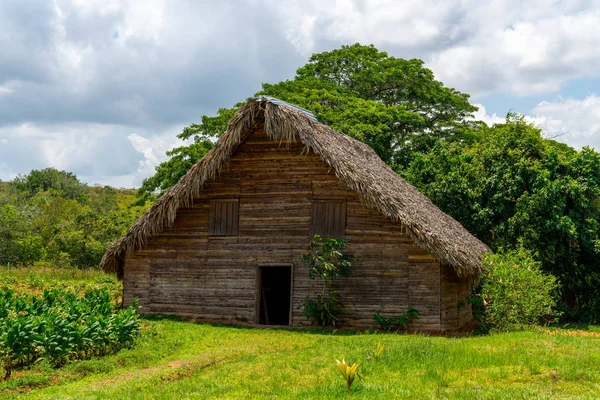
{"left": 86, "top": 355, "right": 230, "bottom": 390}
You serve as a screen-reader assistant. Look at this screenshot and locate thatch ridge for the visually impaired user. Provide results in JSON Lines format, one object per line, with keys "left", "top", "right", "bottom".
{"left": 101, "top": 98, "right": 489, "bottom": 278}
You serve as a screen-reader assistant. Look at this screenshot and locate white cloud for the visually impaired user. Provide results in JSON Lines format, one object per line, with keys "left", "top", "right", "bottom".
{"left": 432, "top": 10, "right": 600, "bottom": 96}
{"left": 268, "top": 0, "right": 600, "bottom": 98}
{"left": 127, "top": 129, "right": 193, "bottom": 181}
{"left": 529, "top": 95, "right": 600, "bottom": 149}
{"left": 473, "top": 94, "right": 600, "bottom": 150}
{"left": 323, "top": 0, "right": 454, "bottom": 47}
{"left": 0, "top": 122, "right": 189, "bottom": 187}
{"left": 0, "top": 86, "right": 13, "bottom": 95}
{"left": 472, "top": 104, "right": 505, "bottom": 126}
{"left": 275, "top": 0, "right": 458, "bottom": 50}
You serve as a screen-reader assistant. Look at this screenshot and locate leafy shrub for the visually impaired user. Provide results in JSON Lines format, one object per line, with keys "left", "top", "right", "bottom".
{"left": 373, "top": 308, "right": 419, "bottom": 331}
{"left": 301, "top": 235, "right": 353, "bottom": 327}
{"left": 15, "top": 236, "right": 44, "bottom": 265}
{"left": 0, "top": 288, "right": 140, "bottom": 380}
{"left": 474, "top": 250, "right": 559, "bottom": 331}
{"left": 303, "top": 293, "right": 342, "bottom": 327}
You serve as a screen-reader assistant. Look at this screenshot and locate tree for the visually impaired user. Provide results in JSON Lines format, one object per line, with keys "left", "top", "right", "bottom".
{"left": 0, "top": 204, "right": 26, "bottom": 265}
{"left": 1, "top": 169, "right": 149, "bottom": 268}
{"left": 11, "top": 168, "right": 86, "bottom": 200}
{"left": 280, "top": 44, "right": 479, "bottom": 165}
{"left": 137, "top": 44, "right": 478, "bottom": 199}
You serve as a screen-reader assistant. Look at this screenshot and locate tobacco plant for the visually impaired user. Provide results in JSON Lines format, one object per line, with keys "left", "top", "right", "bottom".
{"left": 0, "top": 289, "right": 140, "bottom": 380}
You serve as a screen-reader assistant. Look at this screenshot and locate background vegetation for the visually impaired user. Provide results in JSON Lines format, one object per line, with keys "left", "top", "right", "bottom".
{"left": 0, "top": 169, "right": 150, "bottom": 269}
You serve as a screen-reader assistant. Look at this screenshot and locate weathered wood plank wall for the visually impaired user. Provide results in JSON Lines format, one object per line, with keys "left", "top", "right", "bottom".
{"left": 440, "top": 264, "right": 473, "bottom": 330}
{"left": 122, "top": 128, "right": 472, "bottom": 330}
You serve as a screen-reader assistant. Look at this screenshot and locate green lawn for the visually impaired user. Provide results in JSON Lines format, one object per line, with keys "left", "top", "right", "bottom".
{"left": 2, "top": 267, "right": 600, "bottom": 399}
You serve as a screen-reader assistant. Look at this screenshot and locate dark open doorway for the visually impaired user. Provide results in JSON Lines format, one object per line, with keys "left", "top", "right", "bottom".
{"left": 258, "top": 266, "right": 292, "bottom": 325}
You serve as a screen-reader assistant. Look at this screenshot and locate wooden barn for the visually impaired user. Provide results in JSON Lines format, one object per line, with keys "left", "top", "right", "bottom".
{"left": 101, "top": 97, "right": 489, "bottom": 331}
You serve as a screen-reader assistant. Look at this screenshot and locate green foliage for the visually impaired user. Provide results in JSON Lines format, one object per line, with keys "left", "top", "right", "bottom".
{"left": 373, "top": 308, "right": 419, "bottom": 331}
{"left": 0, "top": 265, "right": 121, "bottom": 301}
{"left": 335, "top": 359, "right": 362, "bottom": 392}
{"left": 0, "top": 170, "right": 149, "bottom": 269}
{"left": 473, "top": 250, "right": 560, "bottom": 331}
{"left": 302, "top": 235, "right": 354, "bottom": 282}
{"left": 302, "top": 293, "right": 342, "bottom": 328}
{"left": 405, "top": 114, "right": 600, "bottom": 322}
{"left": 11, "top": 168, "right": 85, "bottom": 200}
{"left": 0, "top": 289, "right": 140, "bottom": 379}
{"left": 301, "top": 235, "right": 353, "bottom": 327}
{"left": 0, "top": 205, "right": 27, "bottom": 265}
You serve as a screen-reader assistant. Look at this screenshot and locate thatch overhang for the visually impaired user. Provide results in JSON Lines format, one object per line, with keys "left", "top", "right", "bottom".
{"left": 101, "top": 97, "right": 489, "bottom": 279}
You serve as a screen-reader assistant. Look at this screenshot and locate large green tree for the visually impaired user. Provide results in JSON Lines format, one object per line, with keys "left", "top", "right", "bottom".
{"left": 138, "top": 43, "right": 478, "bottom": 198}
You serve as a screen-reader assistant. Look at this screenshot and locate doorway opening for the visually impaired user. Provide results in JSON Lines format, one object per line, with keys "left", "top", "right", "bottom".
{"left": 258, "top": 266, "right": 292, "bottom": 325}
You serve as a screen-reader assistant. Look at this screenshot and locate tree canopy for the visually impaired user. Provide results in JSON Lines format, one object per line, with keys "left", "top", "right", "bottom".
{"left": 405, "top": 115, "right": 600, "bottom": 321}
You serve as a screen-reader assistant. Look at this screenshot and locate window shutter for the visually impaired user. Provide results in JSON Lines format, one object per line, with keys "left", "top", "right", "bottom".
{"left": 311, "top": 201, "right": 346, "bottom": 237}
{"left": 209, "top": 199, "right": 239, "bottom": 236}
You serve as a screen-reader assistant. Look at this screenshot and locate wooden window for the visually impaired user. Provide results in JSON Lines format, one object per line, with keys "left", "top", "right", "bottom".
{"left": 311, "top": 201, "right": 347, "bottom": 237}
{"left": 209, "top": 199, "right": 239, "bottom": 236}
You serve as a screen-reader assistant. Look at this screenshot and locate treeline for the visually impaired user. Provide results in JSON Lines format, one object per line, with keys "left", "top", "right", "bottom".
{"left": 135, "top": 44, "right": 600, "bottom": 323}
{"left": 404, "top": 115, "right": 600, "bottom": 322}
{"left": 0, "top": 168, "right": 149, "bottom": 268}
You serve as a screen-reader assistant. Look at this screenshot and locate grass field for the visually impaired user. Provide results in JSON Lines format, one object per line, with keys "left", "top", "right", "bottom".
{"left": 2, "top": 266, "right": 600, "bottom": 399}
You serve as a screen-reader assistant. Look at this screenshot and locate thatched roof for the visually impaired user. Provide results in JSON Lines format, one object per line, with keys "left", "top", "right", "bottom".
{"left": 101, "top": 97, "right": 489, "bottom": 278}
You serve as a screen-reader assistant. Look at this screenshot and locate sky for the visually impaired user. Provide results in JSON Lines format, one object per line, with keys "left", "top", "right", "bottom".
{"left": 1, "top": 0, "right": 599, "bottom": 188}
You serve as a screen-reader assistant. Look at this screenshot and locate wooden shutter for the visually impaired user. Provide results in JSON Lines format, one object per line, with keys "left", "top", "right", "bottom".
{"left": 209, "top": 199, "right": 239, "bottom": 236}
{"left": 311, "top": 201, "right": 347, "bottom": 237}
